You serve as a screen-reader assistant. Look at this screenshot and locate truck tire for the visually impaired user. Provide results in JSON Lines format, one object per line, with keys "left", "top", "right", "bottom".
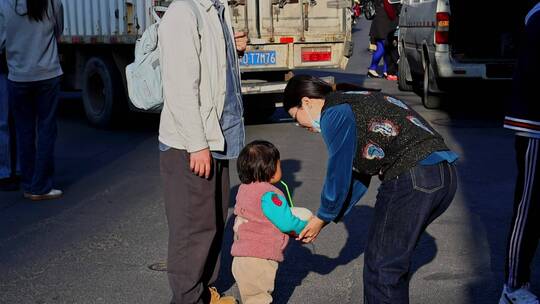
{"left": 422, "top": 62, "right": 442, "bottom": 109}
{"left": 82, "top": 57, "right": 125, "bottom": 127}
{"left": 398, "top": 57, "right": 413, "bottom": 92}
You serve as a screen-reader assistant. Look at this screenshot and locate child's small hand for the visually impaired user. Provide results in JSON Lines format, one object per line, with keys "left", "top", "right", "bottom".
{"left": 233, "top": 216, "right": 249, "bottom": 234}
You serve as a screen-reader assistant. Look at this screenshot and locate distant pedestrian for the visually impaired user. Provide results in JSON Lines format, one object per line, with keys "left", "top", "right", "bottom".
{"left": 231, "top": 140, "right": 311, "bottom": 304}
{"left": 0, "top": 0, "right": 64, "bottom": 200}
{"left": 284, "top": 75, "right": 458, "bottom": 304}
{"left": 367, "top": 0, "right": 399, "bottom": 79}
{"left": 0, "top": 49, "right": 19, "bottom": 191}
{"left": 500, "top": 2, "right": 540, "bottom": 304}
{"left": 384, "top": 1, "right": 401, "bottom": 81}
{"left": 352, "top": 0, "right": 361, "bottom": 25}
{"left": 157, "top": 0, "right": 245, "bottom": 303}
{"left": 384, "top": 27, "right": 400, "bottom": 81}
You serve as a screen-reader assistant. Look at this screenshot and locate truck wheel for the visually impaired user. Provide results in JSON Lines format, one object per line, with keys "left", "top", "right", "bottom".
{"left": 422, "top": 62, "right": 442, "bottom": 109}
{"left": 398, "top": 57, "right": 413, "bottom": 92}
{"left": 82, "top": 57, "right": 125, "bottom": 127}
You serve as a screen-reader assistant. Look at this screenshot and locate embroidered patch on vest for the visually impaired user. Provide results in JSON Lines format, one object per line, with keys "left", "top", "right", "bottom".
{"left": 369, "top": 120, "right": 399, "bottom": 137}
{"left": 363, "top": 143, "right": 385, "bottom": 160}
{"left": 385, "top": 96, "right": 409, "bottom": 110}
{"left": 407, "top": 116, "right": 434, "bottom": 135}
{"left": 343, "top": 91, "right": 372, "bottom": 95}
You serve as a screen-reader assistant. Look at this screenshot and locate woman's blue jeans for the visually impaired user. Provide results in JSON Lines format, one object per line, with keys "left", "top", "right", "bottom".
{"left": 7, "top": 76, "right": 61, "bottom": 195}
{"left": 363, "top": 161, "right": 458, "bottom": 304}
{"left": 369, "top": 40, "right": 388, "bottom": 73}
{"left": 0, "top": 73, "right": 17, "bottom": 179}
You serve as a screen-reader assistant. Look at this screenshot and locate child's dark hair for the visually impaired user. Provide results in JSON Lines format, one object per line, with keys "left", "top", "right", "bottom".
{"left": 283, "top": 74, "right": 369, "bottom": 112}
{"left": 237, "top": 140, "right": 280, "bottom": 184}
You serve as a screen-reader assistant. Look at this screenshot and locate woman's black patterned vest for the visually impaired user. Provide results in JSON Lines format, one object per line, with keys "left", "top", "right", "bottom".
{"left": 321, "top": 91, "right": 449, "bottom": 181}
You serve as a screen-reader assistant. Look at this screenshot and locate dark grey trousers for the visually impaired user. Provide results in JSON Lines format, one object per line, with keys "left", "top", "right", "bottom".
{"left": 160, "top": 149, "right": 230, "bottom": 304}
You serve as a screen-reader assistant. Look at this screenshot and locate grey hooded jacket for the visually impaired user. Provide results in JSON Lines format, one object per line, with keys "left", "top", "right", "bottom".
{"left": 0, "top": 0, "right": 63, "bottom": 82}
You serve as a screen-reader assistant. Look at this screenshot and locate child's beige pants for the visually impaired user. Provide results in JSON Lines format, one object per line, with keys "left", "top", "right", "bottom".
{"left": 232, "top": 257, "right": 278, "bottom": 304}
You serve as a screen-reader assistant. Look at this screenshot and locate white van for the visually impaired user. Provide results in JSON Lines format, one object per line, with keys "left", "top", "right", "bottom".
{"left": 397, "top": 0, "right": 529, "bottom": 108}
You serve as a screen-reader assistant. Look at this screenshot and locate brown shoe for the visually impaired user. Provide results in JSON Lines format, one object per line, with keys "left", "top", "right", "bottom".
{"left": 24, "top": 189, "right": 63, "bottom": 201}
{"left": 209, "top": 287, "right": 237, "bottom": 304}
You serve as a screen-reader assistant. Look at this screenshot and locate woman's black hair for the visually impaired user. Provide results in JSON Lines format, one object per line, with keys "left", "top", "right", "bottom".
{"left": 237, "top": 140, "right": 280, "bottom": 184}
{"left": 283, "top": 75, "right": 367, "bottom": 112}
{"left": 283, "top": 75, "right": 333, "bottom": 112}
{"left": 16, "top": 0, "right": 49, "bottom": 22}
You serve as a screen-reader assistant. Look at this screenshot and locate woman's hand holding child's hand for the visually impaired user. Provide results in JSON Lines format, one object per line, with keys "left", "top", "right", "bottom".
{"left": 297, "top": 216, "right": 327, "bottom": 243}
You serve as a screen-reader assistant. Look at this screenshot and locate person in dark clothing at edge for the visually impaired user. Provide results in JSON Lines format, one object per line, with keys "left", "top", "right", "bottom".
{"left": 283, "top": 75, "right": 458, "bottom": 304}
{"left": 384, "top": 1, "right": 401, "bottom": 81}
{"left": 499, "top": 2, "right": 540, "bottom": 304}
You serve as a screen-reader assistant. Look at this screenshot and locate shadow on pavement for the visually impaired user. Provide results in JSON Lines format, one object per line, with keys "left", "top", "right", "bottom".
{"left": 0, "top": 96, "right": 160, "bottom": 240}
{"left": 432, "top": 85, "right": 540, "bottom": 302}
{"left": 273, "top": 206, "right": 437, "bottom": 304}
{"left": 217, "top": 202, "right": 438, "bottom": 303}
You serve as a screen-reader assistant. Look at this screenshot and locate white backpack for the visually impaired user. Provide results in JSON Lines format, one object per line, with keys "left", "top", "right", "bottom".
{"left": 126, "top": 1, "right": 202, "bottom": 111}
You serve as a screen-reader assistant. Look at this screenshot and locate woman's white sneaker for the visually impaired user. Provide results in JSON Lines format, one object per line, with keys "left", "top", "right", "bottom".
{"left": 24, "top": 189, "right": 63, "bottom": 201}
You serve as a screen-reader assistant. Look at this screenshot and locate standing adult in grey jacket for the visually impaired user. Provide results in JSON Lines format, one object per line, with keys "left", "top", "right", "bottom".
{"left": 0, "top": 0, "right": 64, "bottom": 200}
{"left": 158, "top": 0, "right": 246, "bottom": 303}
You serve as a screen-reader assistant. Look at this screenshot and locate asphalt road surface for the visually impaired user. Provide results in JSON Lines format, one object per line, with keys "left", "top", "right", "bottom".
{"left": 1, "top": 19, "right": 538, "bottom": 304}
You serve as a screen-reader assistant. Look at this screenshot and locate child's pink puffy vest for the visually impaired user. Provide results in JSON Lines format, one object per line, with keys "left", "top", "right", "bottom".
{"left": 231, "top": 182, "right": 289, "bottom": 262}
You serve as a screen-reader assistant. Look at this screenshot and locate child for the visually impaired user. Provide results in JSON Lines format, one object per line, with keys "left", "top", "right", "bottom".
{"left": 231, "top": 140, "right": 311, "bottom": 304}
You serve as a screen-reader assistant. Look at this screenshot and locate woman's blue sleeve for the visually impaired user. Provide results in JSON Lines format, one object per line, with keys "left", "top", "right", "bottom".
{"left": 261, "top": 192, "right": 307, "bottom": 235}
{"left": 318, "top": 104, "right": 370, "bottom": 222}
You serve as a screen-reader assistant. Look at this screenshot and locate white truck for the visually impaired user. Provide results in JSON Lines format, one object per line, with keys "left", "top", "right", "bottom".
{"left": 59, "top": 0, "right": 353, "bottom": 126}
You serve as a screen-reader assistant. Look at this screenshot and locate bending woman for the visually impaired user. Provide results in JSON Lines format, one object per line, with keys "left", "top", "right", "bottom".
{"left": 284, "top": 75, "right": 458, "bottom": 304}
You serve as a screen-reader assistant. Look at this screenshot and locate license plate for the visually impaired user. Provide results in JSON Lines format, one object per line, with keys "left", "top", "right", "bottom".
{"left": 240, "top": 51, "right": 277, "bottom": 66}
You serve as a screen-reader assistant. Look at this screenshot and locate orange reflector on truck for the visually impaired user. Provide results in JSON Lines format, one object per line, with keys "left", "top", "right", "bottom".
{"left": 301, "top": 47, "right": 332, "bottom": 62}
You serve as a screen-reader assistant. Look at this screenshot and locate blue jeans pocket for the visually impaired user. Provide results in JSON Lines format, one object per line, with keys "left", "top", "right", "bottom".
{"left": 411, "top": 163, "right": 444, "bottom": 193}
